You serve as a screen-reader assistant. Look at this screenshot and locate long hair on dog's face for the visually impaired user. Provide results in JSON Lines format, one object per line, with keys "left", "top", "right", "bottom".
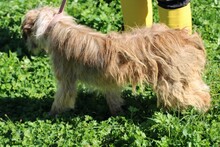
{"left": 22, "top": 7, "right": 62, "bottom": 54}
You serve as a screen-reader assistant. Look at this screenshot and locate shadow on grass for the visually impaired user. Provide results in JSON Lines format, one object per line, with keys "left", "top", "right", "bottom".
{"left": 0, "top": 90, "right": 158, "bottom": 122}
{"left": 0, "top": 94, "right": 111, "bottom": 122}
{"left": 0, "top": 97, "right": 53, "bottom": 121}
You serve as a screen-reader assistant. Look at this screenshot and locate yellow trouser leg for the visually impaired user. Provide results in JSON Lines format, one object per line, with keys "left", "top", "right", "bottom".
{"left": 121, "top": 0, "right": 153, "bottom": 30}
{"left": 158, "top": 3, "right": 192, "bottom": 34}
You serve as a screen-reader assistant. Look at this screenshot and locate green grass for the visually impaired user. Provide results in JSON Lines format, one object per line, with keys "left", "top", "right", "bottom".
{"left": 0, "top": 0, "right": 219, "bottom": 146}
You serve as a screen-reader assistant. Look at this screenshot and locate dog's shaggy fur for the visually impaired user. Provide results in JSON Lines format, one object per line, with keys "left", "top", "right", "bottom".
{"left": 22, "top": 7, "right": 211, "bottom": 115}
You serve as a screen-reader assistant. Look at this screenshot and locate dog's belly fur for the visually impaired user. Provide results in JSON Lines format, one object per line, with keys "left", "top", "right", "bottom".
{"left": 75, "top": 64, "right": 117, "bottom": 91}
{"left": 52, "top": 56, "right": 119, "bottom": 92}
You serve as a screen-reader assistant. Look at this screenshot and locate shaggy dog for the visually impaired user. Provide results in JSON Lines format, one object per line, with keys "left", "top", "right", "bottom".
{"left": 21, "top": 7, "right": 211, "bottom": 115}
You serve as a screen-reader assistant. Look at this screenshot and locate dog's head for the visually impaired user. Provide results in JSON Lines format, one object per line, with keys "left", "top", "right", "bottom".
{"left": 21, "top": 7, "right": 58, "bottom": 54}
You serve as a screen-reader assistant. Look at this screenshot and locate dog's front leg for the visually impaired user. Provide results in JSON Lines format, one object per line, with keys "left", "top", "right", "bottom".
{"left": 50, "top": 80, "right": 77, "bottom": 115}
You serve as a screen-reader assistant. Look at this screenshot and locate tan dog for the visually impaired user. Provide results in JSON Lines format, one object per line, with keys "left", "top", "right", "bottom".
{"left": 21, "top": 7, "right": 211, "bottom": 115}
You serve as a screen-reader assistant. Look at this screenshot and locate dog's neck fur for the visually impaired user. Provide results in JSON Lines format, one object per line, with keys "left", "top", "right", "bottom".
{"left": 46, "top": 13, "right": 64, "bottom": 32}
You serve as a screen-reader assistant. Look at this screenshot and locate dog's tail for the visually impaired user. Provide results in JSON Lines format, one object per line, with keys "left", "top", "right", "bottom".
{"left": 150, "top": 24, "right": 207, "bottom": 79}
{"left": 149, "top": 24, "right": 210, "bottom": 111}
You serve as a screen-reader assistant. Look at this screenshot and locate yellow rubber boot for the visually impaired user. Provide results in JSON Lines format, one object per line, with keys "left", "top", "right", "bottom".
{"left": 121, "top": 0, "right": 153, "bottom": 30}
{"left": 158, "top": 3, "right": 192, "bottom": 34}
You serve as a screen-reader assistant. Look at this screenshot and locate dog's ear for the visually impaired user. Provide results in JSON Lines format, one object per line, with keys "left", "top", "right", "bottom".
{"left": 21, "top": 22, "right": 32, "bottom": 40}
{"left": 22, "top": 23, "right": 31, "bottom": 32}
{"left": 21, "top": 9, "right": 40, "bottom": 39}
{"left": 21, "top": 16, "right": 38, "bottom": 40}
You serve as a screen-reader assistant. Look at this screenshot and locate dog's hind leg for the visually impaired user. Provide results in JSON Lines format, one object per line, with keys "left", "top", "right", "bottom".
{"left": 105, "top": 90, "right": 124, "bottom": 115}
{"left": 50, "top": 80, "right": 77, "bottom": 115}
